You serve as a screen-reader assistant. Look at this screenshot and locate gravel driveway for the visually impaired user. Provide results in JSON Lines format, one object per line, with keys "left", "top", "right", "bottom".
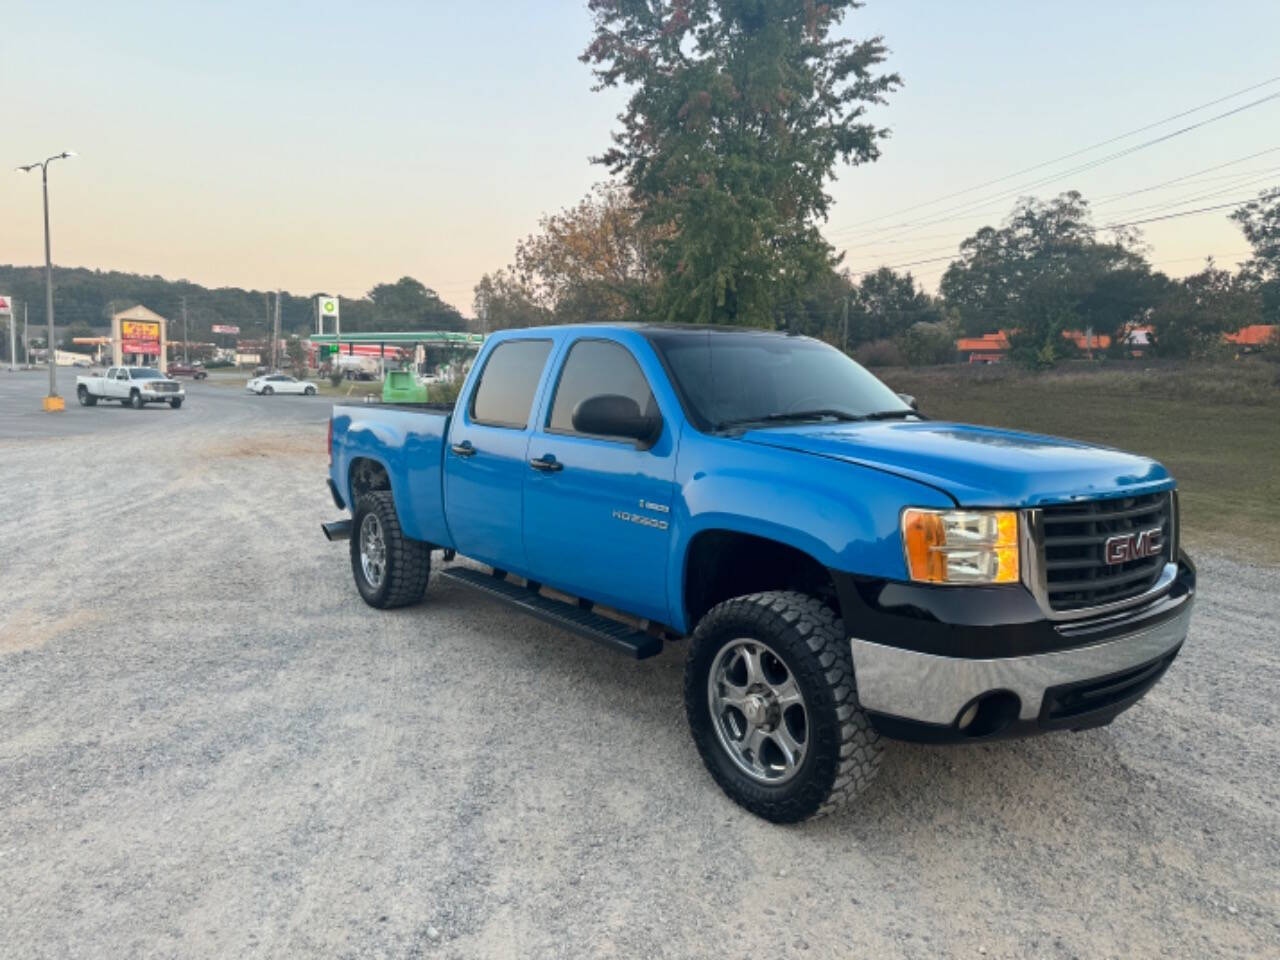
{"left": 1, "top": 383, "right": 1276, "bottom": 959}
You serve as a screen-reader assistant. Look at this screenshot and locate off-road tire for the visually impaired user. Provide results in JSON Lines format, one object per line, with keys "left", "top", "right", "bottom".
{"left": 129, "top": 390, "right": 144, "bottom": 409}
{"left": 350, "top": 491, "right": 430, "bottom": 609}
{"left": 169, "top": 398, "right": 183, "bottom": 409}
{"left": 685, "top": 591, "right": 882, "bottom": 823}
{"left": 77, "top": 386, "right": 96, "bottom": 406}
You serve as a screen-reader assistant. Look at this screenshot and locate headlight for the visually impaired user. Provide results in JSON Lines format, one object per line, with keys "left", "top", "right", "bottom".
{"left": 901, "top": 508, "right": 1019, "bottom": 585}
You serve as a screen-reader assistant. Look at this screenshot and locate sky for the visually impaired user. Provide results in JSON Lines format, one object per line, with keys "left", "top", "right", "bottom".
{"left": 3, "top": 1, "right": 1278, "bottom": 314}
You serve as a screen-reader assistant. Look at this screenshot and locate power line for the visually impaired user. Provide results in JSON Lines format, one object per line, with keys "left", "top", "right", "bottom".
{"left": 848, "top": 197, "right": 1259, "bottom": 279}
{"left": 833, "top": 75, "right": 1280, "bottom": 231}
{"left": 829, "top": 91, "right": 1280, "bottom": 244}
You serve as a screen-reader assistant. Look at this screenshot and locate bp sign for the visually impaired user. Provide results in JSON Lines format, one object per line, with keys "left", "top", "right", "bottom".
{"left": 319, "top": 296, "right": 339, "bottom": 319}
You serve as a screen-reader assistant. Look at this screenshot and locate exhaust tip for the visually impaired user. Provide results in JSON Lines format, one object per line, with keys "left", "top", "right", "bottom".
{"left": 322, "top": 519, "right": 352, "bottom": 542}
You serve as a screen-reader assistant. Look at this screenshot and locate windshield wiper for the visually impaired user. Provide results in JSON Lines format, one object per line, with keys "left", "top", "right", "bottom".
{"left": 714, "top": 409, "right": 862, "bottom": 430}
{"left": 860, "top": 409, "right": 917, "bottom": 421}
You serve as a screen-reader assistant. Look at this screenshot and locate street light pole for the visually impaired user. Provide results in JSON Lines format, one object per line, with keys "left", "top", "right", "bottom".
{"left": 17, "top": 151, "right": 76, "bottom": 406}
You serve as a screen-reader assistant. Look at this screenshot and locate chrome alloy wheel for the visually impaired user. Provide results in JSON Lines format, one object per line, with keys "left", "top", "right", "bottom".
{"left": 359, "top": 511, "right": 387, "bottom": 589}
{"left": 707, "top": 638, "right": 809, "bottom": 784}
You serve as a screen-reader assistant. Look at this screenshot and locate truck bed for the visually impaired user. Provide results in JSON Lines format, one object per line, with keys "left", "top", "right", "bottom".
{"left": 330, "top": 402, "right": 453, "bottom": 546}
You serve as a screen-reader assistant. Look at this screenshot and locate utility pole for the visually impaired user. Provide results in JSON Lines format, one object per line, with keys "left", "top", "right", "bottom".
{"left": 17, "top": 150, "right": 76, "bottom": 407}
{"left": 6, "top": 302, "right": 14, "bottom": 372}
{"left": 272, "top": 291, "right": 282, "bottom": 370}
{"left": 841, "top": 296, "right": 850, "bottom": 354}
{"left": 181, "top": 296, "right": 189, "bottom": 363}
{"left": 22, "top": 303, "right": 28, "bottom": 366}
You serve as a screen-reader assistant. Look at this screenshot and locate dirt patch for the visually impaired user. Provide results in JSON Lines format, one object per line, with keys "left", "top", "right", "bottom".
{"left": 202, "top": 434, "right": 324, "bottom": 461}
{"left": 0, "top": 607, "right": 95, "bottom": 655}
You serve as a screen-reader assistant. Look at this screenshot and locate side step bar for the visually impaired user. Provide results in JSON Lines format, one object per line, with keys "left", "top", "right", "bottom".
{"left": 438, "top": 566, "right": 663, "bottom": 660}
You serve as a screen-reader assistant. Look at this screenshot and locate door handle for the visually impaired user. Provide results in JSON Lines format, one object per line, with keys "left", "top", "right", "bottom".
{"left": 528, "top": 455, "right": 563, "bottom": 473}
{"left": 450, "top": 442, "right": 476, "bottom": 458}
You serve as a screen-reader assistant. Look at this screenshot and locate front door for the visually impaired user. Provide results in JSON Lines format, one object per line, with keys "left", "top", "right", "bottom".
{"left": 523, "top": 337, "right": 676, "bottom": 625}
{"left": 443, "top": 337, "right": 554, "bottom": 574}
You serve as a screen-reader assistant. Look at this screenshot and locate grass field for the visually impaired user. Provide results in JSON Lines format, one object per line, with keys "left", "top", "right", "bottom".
{"left": 879, "top": 359, "right": 1280, "bottom": 566}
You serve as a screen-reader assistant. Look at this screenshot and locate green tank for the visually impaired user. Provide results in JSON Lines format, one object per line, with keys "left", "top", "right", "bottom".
{"left": 382, "top": 369, "right": 429, "bottom": 404}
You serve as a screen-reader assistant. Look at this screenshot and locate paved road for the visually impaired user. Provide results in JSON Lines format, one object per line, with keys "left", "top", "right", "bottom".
{"left": 0, "top": 397, "right": 1276, "bottom": 959}
{"left": 0, "top": 368, "right": 330, "bottom": 439}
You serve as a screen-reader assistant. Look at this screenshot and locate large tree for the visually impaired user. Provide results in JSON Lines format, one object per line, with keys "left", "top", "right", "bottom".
{"left": 1231, "top": 187, "right": 1280, "bottom": 323}
{"left": 364, "top": 277, "right": 466, "bottom": 332}
{"left": 581, "top": 0, "right": 900, "bottom": 325}
{"left": 940, "top": 192, "right": 1152, "bottom": 364}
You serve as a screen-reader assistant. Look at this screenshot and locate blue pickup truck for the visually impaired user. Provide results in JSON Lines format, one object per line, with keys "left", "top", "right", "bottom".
{"left": 323, "top": 324, "right": 1195, "bottom": 822}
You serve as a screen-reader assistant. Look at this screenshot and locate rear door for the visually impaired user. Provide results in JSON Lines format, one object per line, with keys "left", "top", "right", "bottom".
{"left": 443, "top": 337, "right": 554, "bottom": 574}
{"left": 522, "top": 336, "right": 676, "bottom": 624}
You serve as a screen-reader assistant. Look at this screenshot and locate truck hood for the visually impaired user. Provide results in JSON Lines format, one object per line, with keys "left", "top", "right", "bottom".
{"left": 739, "top": 420, "right": 1173, "bottom": 507}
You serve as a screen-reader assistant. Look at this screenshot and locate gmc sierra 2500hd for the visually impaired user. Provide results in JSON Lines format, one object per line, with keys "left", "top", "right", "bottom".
{"left": 322, "top": 324, "right": 1195, "bottom": 822}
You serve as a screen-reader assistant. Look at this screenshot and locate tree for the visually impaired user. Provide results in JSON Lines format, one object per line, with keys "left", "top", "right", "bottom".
{"left": 847, "top": 267, "right": 941, "bottom": 343}
{"left": 365, "top": 277, "right": 466, "bottom": 331}
{"left": 1148, "top": 262, "right": 1260, "bottom": 358}
{"left": 514, "top": 183, "right": 666, "bottom": 324}
{"left": 1231, "top": 187, "right": 1280, "bottom": 324}
{"left": 473, "top": 270, "right": 552, "bottom": 331}
{"left": 582, "top": 0, "right": 900, "bottom": 325}
{"left": 940, "top": 192, "right": 1151, "bottom": 365}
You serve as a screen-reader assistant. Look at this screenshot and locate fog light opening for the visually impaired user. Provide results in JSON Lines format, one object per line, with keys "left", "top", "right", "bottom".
{"left": 955, "top": 691, "right": 1021, "bottom": 738}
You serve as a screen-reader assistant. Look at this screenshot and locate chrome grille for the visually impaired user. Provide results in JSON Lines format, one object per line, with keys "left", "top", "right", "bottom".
{"left": 1039, "top": 493, "right": 1172, "bottom": 612}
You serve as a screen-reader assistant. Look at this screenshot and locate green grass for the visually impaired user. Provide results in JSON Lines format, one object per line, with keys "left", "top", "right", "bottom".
{"left": 878, "top": 360, "right": 1280, "bottom": 566}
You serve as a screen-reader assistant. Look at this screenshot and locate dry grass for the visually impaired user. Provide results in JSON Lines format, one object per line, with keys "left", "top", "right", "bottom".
{"left": 879, "top": 359, "right": 1280, "bottom": 566}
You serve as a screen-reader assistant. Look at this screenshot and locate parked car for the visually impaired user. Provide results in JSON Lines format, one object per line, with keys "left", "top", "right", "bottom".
{"left": 246, "top": 373, "right": 317, "bottom": 396}
{"left": 322, "top": 324, "right": 1195, "bottom": 823}
{"left": 167, "top": 361, "right": 208, "bottom": 379}
{"left": 76, "top": 366, "right": 185, "bottom": 409}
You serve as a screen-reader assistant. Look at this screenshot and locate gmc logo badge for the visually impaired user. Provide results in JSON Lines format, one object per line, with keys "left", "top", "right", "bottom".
{"left": 1104, "top": 527, "right": 1163, "bottom": 565}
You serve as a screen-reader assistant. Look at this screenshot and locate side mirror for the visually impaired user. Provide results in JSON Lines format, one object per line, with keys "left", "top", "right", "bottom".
{"left": 896, "top": 392, "right": 919, "bottom": 412}
{"left": 572, "top": 394, "right": 662, "bottom": 447}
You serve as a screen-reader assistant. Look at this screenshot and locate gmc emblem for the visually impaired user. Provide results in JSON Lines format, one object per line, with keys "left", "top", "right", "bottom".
{"left": 1104, "top": 527, "right": 1163, "bottom": 565}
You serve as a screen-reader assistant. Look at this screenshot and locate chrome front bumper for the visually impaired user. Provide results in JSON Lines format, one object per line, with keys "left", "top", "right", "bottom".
{"left": 849, "top": 600, "right": 1192, "bottom": 726}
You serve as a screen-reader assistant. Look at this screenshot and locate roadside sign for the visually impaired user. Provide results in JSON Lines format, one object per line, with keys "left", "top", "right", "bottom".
{"left": 121, "top": 320, "right": 161, "bottom": 355}
{"left": 318, "top": 296, "right": 339, "bottom": 320}
{"left": 211, "top": 324, "right": 240, "bottom": 335}
{"left": 0, "top": 295, "right": 11, "bottom": 316}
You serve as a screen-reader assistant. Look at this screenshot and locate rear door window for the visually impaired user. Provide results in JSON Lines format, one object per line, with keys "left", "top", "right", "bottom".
{"left": 470, "top": 339, "right": 553, "bottom": 428}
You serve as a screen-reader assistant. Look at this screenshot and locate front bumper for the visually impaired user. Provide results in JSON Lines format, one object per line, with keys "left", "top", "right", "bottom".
{"left": 143, "top": 389, "right": 185, "bottom": 401}
{"left": 834, "top": 554, "right": 1195, "bottom": 742}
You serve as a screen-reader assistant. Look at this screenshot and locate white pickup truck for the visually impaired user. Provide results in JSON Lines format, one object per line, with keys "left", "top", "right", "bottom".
{"left": 76, "top": 366, "right": 186, "bottom": 409}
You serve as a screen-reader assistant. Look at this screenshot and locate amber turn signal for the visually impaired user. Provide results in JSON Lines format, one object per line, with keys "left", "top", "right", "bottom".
{"left": 901, "top": 509, "right": 1020, "bottom": 585}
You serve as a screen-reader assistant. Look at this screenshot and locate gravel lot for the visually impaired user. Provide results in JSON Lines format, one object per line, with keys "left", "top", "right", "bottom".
{"left": 1, "top": 370, "right": 1277, "bottom": 959}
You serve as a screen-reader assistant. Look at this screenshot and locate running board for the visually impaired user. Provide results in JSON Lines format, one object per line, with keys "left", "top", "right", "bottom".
{"left": 438, "top": 566, "right": 663, "bottom": 660}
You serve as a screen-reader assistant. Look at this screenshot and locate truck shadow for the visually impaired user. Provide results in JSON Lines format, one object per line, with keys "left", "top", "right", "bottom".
{"left": 427, "top": 571, "right": 1150, "bottom": 837}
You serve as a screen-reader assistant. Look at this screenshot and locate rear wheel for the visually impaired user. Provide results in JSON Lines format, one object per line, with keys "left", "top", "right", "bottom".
{"left": 129, "top": 390, "right": 144, "bottom": 409}
{"left": 350, "top": 491, "right": 430, "bottom": 608}
{"left": 304, "top": 385, "right": 316, "bottom": 396}
{"left": 685, "top": 591, "right": 883, "bottom": 823}
{"left": 77, "top": 386, "right": 97, "bottom": 406}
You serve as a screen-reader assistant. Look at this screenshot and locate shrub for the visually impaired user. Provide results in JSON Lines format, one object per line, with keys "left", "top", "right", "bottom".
{"left": 855, "top": 338, "right": 904, "bottom": 367}
{"left": 898, "top": 321, "right": 958, "bottom": 366}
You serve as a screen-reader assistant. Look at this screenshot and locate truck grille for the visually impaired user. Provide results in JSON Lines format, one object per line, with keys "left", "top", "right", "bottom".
{"left": 1040, "top": 493, "right": 1172, "bottom": 612}
{"left": 155, "top": 382, "right": 178, "bottom": 393}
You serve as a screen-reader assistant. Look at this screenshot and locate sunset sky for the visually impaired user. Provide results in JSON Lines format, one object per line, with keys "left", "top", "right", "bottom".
{"left": 4, "top": 1, "right": 1278, "bottom": 314}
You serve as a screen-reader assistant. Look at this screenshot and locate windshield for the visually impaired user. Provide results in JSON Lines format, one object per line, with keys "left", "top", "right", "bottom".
{"left": 646, "top": 330, "right": 912, "bottom": 431}
{"left": 128, "top": 368, "right": 163, "bottom": 379}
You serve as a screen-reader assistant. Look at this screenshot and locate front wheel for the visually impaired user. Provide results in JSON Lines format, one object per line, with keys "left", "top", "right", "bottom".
{"left": 77, "top": 386, "right": 97, "bottom": 407}
{"left": 129, "top": 390, "right": 145, "bottom": 409}
{"left": 685, "top": 591, "right": 883, "bottom": 823}
{"left": 350, "top": 491, "right": 431, "bottom": 609}
{"left": 169, "top": 398, "right": 183, "bottom": 409}
{"left": 262, "top": 386, "right": 273, "bottom": 395}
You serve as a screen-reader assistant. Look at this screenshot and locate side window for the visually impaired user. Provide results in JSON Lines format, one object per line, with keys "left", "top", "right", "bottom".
{"left": 548, "top": 339, "right": 656, "bottom": 438}
{"left": 469, "top": 339, "right": 553, "bottom": 429}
